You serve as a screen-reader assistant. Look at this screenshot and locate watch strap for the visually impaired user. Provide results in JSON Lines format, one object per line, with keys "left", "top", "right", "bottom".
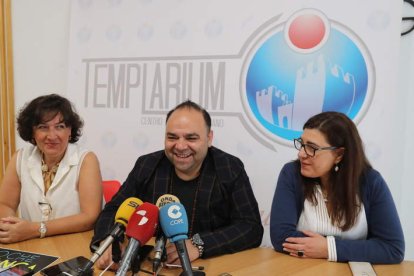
{"left": 39, "top": 222, "right": 47, "bottom": 238}
{"left": 191, "top": 233, "right": 204, "bottom": 257}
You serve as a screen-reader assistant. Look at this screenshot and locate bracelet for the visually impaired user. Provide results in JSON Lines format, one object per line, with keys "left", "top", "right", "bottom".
{"left": 191, "top": 233, "right": 204, "bottom": 257}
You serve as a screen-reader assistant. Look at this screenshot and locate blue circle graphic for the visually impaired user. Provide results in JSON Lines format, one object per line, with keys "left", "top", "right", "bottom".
{"left": 245, "top": 25, "right": 370, "bottom": 142}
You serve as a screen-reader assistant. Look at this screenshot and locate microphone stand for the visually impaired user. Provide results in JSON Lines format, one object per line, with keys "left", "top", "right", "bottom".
{"left": 115, "top": 239, "right": 140, "bottom": 276}
{"left": 175, "top": 241, "right": 193, "bottom": 276}
{"left": 112, "top": 238, "right": 122, "bottom": 264}
{"left": 152, "top": 234, "right": 166, "bottom": 273}
{"left": 77, "top": 267, "right": 94, "bottom": 276}
{"left": 175, "top": 242, "right": 205, "bottom": 276}
{"left": 131, "top": 248, "right": 144, "bottom": 275}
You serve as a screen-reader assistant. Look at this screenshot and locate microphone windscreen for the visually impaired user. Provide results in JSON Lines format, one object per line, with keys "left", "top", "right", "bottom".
{"left": 114, "top": 197, "right": 143, "bottom": 227}
{"left": 155, "top": 194, "right": 180, "bottom": 208}
{"left": 126, "top": 202, "right": 159, "bottom": 244}
{"left": 159, "top": 202, "right": 189, "bottom": 242}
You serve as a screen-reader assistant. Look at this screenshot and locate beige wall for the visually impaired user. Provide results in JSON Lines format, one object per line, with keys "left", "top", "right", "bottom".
{"left": 0, "top": 0, "right": 15, "bottom": 180}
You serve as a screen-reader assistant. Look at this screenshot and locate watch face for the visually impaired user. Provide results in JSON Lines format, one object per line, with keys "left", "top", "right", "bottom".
{"left": 39, "top": 223, "right": 47, "bottom": 233}
{"left": 193, "top": 234, "right": 204, "bottom": 245}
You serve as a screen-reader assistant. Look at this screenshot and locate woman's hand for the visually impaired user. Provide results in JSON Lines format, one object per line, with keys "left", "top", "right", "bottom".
{"left": 95, "top": 244, "right": 121, "bottom": 271}
{"left": 282, "top": 230, "right": 328, "bottom": 259}
{"left": 0, "top": 216, "right": 38, "bottom": 244}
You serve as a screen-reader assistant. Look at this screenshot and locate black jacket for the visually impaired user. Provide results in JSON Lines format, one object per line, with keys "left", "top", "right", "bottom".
{"left": 91, "top": 146, "right": 263, "bottom": 258}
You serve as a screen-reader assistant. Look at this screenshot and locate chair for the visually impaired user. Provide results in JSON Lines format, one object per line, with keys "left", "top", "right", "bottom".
{"left": 102, "top": 180, "right": 121, "bottom": 203}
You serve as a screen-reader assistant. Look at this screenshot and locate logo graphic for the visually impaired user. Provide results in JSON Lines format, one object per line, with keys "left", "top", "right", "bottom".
{"left": 127, "top": 200, "right": 139, "bottom": 208}
{"left": 136, "top": 210, "right": 148, "bottom": 225}
{"left": 79, "top": 9, "right": 374, "bottom": 149}
{"left": 241, "top": 9, "right": 374, "bottom": 145}
{"left": 167, "top": 205, "right": 182, "bottom": 219}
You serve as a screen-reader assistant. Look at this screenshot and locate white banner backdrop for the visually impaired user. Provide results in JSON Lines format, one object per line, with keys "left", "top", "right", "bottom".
{"left": 67, "top": 0, "right": 403, "bottom": 249}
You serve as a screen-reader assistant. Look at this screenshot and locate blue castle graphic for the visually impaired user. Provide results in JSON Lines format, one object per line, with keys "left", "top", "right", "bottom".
{"left": 255, "top": 54, "right": 355, "bottom": 131}
{"left": 245, "top": 25, "right": 370, "bottom": 142}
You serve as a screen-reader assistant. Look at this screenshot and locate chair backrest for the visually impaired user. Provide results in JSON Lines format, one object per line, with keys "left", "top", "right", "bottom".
{"left": 102, "top": 180, "right": 121, "bottom": 203}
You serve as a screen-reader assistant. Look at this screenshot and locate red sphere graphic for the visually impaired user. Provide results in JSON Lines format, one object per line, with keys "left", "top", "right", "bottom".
{"left": 288, "top": 14, "right": 326, "bottom": 50}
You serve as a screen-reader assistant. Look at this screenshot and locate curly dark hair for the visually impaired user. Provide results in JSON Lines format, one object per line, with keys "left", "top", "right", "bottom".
{"left": 17, "top": 94, "right": 84, "bottom": 144}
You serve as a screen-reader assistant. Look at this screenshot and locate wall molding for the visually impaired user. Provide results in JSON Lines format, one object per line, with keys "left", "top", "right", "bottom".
{"left": 0, "top": 0, "right": 16, "bottom": 180}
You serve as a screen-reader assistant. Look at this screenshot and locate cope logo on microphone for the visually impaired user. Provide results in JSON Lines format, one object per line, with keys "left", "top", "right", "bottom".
{"left": 136, "top": 210, "right": 149, "bottom": 225}
{"left": 167, "top": 205, "right": 184, "bottom": 225}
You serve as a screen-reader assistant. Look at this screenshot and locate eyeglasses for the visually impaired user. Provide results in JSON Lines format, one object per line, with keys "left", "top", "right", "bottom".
{"left": 294, "top": 138, "right": 338, "bottom": 157}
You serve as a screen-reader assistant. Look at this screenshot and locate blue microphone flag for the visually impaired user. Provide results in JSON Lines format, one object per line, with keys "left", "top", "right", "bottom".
{"left": 159, "top": 202, "right": 189, "bottom": 243}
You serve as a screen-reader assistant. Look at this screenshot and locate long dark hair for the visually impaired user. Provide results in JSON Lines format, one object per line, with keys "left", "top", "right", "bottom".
{"left": 17, "top": 93, "right": 83, "bottom": 144}
{"left": 301, "top": 111, "right": 371, "bottom": 231}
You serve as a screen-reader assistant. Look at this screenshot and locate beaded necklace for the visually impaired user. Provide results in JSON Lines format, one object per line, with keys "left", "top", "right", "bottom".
{"left": 41, "top": 158, "right": 60, "bottom": 194}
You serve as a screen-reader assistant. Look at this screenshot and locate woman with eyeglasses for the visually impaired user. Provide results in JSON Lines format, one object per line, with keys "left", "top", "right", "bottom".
{"left": 0, "top": 94, "right": 102, "bottom": 243}
{"left": 270, "top": 111, "right": 404, "bottom": 264}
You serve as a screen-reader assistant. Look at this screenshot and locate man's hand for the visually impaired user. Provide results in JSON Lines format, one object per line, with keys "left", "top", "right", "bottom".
{"left": 165, "top": 239, "right": 200, "bottom": 265}
{"left": 95, "top": 242, "right": 129, "bottom": 271}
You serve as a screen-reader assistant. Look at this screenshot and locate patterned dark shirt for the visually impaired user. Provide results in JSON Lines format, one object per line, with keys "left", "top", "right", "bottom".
{"left": 91, "top": 146, "right": 263, "bottom": 258}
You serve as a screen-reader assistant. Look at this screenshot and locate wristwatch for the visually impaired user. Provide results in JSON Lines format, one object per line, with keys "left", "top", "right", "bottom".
{"left": 39, "top": 222, "right": 47, "bottom": 238}
{"left": 191, "top": 233, "right": 204, "bottom": 257}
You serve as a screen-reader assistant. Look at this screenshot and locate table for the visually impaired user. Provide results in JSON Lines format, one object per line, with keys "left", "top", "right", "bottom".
{"left": 2, "top": 231, "right": 414, "bottom": 275}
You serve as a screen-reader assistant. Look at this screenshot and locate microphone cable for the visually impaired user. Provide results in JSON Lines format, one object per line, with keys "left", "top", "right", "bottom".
{"left": 98, "top": 261, "right": 114, "bottom": 276}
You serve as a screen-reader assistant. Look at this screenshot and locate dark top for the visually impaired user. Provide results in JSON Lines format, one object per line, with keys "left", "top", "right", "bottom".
{"left": 170, "top": 171, "right": 200, "bottom": 235}
{"left": 270, "top": 161, "right": 405, "bottom": 264}
{"left": 91, "top": 146, "right": 264, "bottom": 258}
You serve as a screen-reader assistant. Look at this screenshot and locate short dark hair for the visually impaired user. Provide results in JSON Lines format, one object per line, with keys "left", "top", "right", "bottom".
{"left": 301, "top": 111, "right": 371, "bottom": 231}
{"left": 166, "top": 100, "right": 211, "bottom": 131}
{"left": 17, "top": 93, "right": 84, "bottom": 144}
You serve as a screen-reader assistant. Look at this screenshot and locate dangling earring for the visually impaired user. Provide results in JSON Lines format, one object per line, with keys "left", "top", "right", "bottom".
{"left": 334, "top": 163, "right": 339, "bottom": 172}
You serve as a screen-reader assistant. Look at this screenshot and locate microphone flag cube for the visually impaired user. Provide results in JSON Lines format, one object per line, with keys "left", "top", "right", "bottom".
{"left": 159, "top": 202, "right": 189, "bottom": 243}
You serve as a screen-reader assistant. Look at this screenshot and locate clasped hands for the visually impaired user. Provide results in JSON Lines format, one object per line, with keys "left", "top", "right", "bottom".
{"left": 282, "top": 230, "right": 329, "bottom": 259}
{"left": 0, "top": 216, "right": 36, "bottom": 244}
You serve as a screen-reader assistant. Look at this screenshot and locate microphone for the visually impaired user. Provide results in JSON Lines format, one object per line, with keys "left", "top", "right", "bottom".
{"left": 152, "top": 194, "right": 181, "bottom": 273}
{"left": 159, "top": 202, "right": 196, "bottom": 276}
{"left": 116, "top": 202, "right": 159, "bottom": 276}
{"left": 82, "top": 197, "right": 142, "bottom": 272}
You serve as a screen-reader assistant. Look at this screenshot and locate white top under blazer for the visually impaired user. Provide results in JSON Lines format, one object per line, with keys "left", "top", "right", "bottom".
{"left": 17, "top": 143, "right": 89, "bottom": 221}
{"left": 297, "top": 185, "right": 368, "bottom": 261}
